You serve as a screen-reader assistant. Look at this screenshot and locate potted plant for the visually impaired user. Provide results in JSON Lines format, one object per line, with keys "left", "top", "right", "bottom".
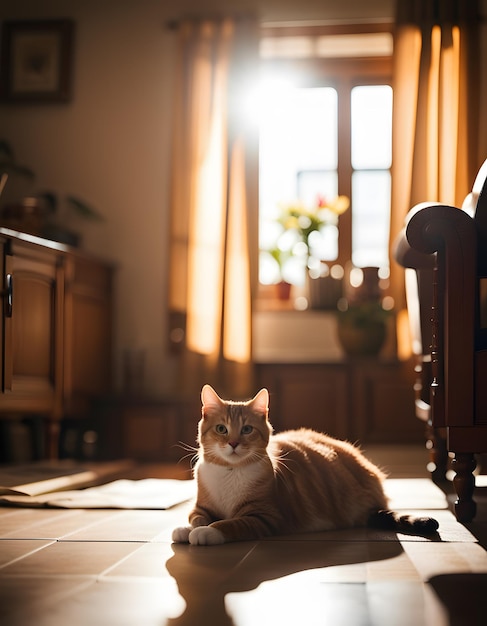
{"left": 36, "top": 191, "right": 103, "bottom": 246}
{"left": 263, "top": 194, "right": 349, "bottom": 308}
{"left": 277, "top": 194, "right": 350, "bottom": 258}
{"left": 336, "top": 300, "right": 391, "bottom": 356}
{"left": 268, "top": 247, "right": 293, "bottom": 299}
{"left": 0, "top": 139, "right": 103, "bottom": 246}
{"left": 0, "top": 140, "right": 34, "bottom": 191}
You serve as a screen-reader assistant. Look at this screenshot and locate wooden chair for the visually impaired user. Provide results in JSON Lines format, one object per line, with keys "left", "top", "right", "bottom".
{"left": 394, "top": 160, "right": 487, "bottom": 522}
{"left": 394, "top": 232, "right": 449, "bottom": 484}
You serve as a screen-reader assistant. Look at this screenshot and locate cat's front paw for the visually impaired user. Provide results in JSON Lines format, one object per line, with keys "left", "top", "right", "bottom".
{"left": 172, "top": 526, "right": 192, "bottom": 543}
{"left": 189, "top": 526, "right": 225, "bottom": 546}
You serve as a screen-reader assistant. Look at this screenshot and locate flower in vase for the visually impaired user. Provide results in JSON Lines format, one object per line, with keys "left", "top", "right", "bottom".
{"left": 260, "top": 194, "right": 349, "bottom": 287}
{"left": 278, "top": 194, "right": 349, "bottom": 252}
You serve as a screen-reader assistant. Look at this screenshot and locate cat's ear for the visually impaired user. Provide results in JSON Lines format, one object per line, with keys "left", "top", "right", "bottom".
{"left": 251, "top": 388, "right": 269, "bottom": 416}
{"left": 201, "top": 384, "right": 223, "bottom": 410}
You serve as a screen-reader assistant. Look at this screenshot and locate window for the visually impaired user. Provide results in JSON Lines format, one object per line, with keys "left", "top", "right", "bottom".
{"left": 351, "top": 84, "right": 392, "bottom": 268}
{"left": 258, "top": 25, "right": 393, "bottom": 291}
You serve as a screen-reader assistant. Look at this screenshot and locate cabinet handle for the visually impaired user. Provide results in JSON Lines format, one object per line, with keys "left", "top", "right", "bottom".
{"left": 5, "top": 273, "right": 13, "bottom": 317}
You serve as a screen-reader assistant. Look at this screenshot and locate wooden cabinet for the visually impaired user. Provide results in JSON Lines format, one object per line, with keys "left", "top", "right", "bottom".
{"left": 257, "top": 359, "right": 424, "bottom": 444}
{"left": 1, "top": 238, "right": 63, "bottom": 416}
{"left": 0, "top": 231, "right": 114, "bottom": 459}
{"left": 63, "top": 256, "right": 113, "bottom": 415}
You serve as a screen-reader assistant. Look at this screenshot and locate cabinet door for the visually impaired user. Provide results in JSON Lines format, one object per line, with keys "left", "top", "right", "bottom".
{"left": 0, "top": 238, "right": 5, "bottom": 389}
{"left": 2, "top": 241, "right": 63, "bottom": 414}
{"left": 63, "top": 255, "right": 113, "bottom": 414}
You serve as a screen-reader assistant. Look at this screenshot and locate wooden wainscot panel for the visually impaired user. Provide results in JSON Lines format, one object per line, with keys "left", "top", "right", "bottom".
{"left": 122, "top": 400, "right": 187, "bottom": 462}
{"left": 351, "top": 359, "right": 422, "bottom": 444}
{"left": 257, "top": 364, "right": 349, "bottom": 439}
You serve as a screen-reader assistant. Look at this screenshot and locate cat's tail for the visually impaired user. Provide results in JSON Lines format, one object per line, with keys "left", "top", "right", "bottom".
{"left": 367, "top": 510, "right": 439, "bottom": 536}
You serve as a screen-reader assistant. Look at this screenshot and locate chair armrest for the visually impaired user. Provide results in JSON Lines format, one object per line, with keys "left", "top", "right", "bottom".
{"left": 393, "top": 202, "right": 445, "bottom": 269}
{"left": 405, "top": 204, "right": 477, "bottom": 427}
{"left": 393, "top": 226, "right": 435, "bottom": 270}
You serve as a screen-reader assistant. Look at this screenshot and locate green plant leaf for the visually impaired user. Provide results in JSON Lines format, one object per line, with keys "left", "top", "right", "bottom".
{"left": 337, "top": 301, "right": 392, "bottom": 327}
{"left": 0, "top": 139, "right": 35, "bottom": 179}
{"left": 66, "top": 195, "right": 104, "bottom": 220}
{"left": 0, "top": 140, "right": 14, "bottom": 160}
{"left": 36, "top": 191, "right": 58, "bottom": 213}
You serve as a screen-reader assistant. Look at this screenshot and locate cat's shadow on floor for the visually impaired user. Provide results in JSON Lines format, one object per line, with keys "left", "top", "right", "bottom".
{"left": 165, "top": 531, "right": 429, "bottom": 626}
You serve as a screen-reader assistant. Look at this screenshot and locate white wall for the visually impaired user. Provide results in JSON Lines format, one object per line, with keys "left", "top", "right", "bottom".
{"left": 0, "top": 0, "right": 485, "bottom": 395}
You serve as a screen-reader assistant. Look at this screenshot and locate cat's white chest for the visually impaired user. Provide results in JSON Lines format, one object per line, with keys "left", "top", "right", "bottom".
{"left": 198, "top": 462, "right": 261, "bottom": 519}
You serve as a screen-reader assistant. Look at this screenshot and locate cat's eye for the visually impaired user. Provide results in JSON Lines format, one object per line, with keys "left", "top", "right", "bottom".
{"left": 241, "top": 425, "right": 253, "bottom": 435}
{"left": 215, "top": 424, "right": 228, "bottom": 435}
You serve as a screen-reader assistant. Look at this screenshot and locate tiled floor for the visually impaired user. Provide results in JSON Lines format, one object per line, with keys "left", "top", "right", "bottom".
{"left": 0, "top": 445, "right": 486, "bottom": 626}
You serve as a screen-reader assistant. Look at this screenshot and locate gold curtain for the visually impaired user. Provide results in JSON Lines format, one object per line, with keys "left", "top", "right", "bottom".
{"left": 168, "top": 17, "right": 259, "bottom": 399}
{"left": 389, "top": 0, "right": 481, "bottom": 310}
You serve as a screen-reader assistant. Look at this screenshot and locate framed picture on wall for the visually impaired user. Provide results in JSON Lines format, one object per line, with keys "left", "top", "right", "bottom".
{"left": 0, "top": 20, "right": 74, "bottom": 103}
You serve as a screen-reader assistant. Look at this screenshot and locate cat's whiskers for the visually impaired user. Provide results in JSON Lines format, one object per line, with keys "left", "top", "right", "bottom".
{"left": 175, "top": 441, "right": 198, "bottom": 454}
{"left": 273, "top": 449, "right": 296, "bottom": 474}
{"left": 208, "top": 444, "right": 267, "bottom": 469}
{"left": 174, "top": 441, "right": 199, "bottom": 467}
{"left": 179, "top": 452, "right": 199, "bottom": 467}
{"left": 271, "top": 451, "right": 301, "bottom": 496}
{"left": 240, "top": 449, "right": 267, "bottom": 468}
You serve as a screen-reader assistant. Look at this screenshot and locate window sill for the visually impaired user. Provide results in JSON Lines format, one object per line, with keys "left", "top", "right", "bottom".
{"left": 255, "top": 283, "right": 306, "bottom": 313}
{"left": 253, "top": 304, "right": 397, "bottom": 364}
{"left": 253, "top": 308, "right": 343, "bottom": 363}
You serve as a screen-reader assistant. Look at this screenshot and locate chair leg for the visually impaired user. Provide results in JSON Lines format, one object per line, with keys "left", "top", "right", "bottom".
{"left": 451, "top": 452, "right": 477, "bottom": 522}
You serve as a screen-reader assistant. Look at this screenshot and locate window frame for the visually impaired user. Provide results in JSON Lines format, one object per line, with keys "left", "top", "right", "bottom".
{"left": 258, "top": 23, "right": 393, "bottom": 274}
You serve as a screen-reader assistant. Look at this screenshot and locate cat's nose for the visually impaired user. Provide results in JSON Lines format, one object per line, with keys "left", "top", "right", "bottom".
{"left": 229, "top": 441, "right": 239, "bottom": 449}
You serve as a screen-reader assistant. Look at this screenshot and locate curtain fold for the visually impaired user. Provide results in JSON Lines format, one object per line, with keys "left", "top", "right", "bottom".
{"left": 389, "top": 0, "right": 480, "bottom": 311}
{"left": 168, "top": 17, "right": 259, "bottom": 399}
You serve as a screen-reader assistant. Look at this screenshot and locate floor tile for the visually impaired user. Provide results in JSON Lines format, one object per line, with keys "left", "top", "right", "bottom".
{"left": 0, "top": 576, "right": 93, "bottom": 626}
{"left": 402, "top": 541, "right": 487, "bottom": 580}
{"left": 0, "top": 540, "right": 142, "bottom": 577}
{"left": 4, "top": 578, "right": 185, "bottom": 626}
{"left": 59, "top": 509, "right": 173, "bottom": 542}
{"left": 395, "top": 508, "right": 478, "bottom": 543}
{"left": 232, "top": 539, "right": 405, "bottom": 586}
{"left": 2, "top": 509, "right": 115, "bottom": 540}
{"left": 0, "top": 509, "right": 50, "bottom": 535}
{"left": 0, "top": 539, "right": 54, "bottom": 569}
{"left": 427, "top": 572, "right": 487, "bottom": 624}
{"left": 150, "top": 501, "right": 200, "bottom": 542}
{"left": 101, "top": 542, "right": 175, "bottom": 579}
{"left": 165, "top": 540, "right": 259, "bottom": 590}
{"left": 226, "top": 580, "right": 436, "bottom": 626}
{"left": 384, "top": 478, "right": 449, "bottom": 509}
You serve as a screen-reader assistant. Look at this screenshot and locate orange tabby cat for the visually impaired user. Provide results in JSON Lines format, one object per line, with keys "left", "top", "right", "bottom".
{"left": 172, "top": 385, "right": 438, "bottom": 545}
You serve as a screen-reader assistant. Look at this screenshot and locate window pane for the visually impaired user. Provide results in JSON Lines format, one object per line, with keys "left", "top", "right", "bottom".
{"left": 259, "top": 86, "right": 337, "bottom": 218}
{"left": 351, "top": 85, "right": 392, "bottom": 169}
{"left": 259, "top": 85, "right": 338, "bottom": 284}
{"left": 351, "top": 85, "right": 392, "bottom": 268}
{"left": 297, "top": 170, "right": 338, "bottom": 207}
{"left": 352, "top": 170, "right": 391, "bottom": 267}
